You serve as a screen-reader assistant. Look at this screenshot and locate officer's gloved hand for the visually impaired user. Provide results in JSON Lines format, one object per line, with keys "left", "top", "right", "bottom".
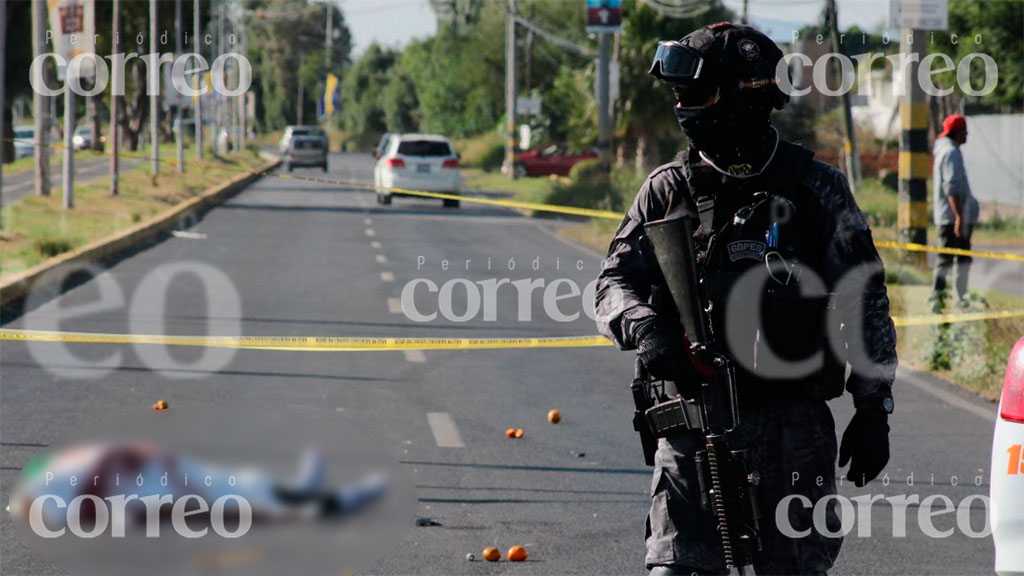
{"left": 634, "top": 318, "right": 685, "bottom": 383}
{"left": 838, "top": 408, "right": 890, "bottom": 487}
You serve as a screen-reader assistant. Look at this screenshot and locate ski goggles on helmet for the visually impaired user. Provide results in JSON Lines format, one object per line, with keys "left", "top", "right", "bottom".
{"left": 649, "top": 41, "right": 705, "bottom": 83}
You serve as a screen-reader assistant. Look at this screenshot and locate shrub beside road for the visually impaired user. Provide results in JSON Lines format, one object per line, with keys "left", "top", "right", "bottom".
{"left": 1, "top": 146, "right": 267, "bottom": 281}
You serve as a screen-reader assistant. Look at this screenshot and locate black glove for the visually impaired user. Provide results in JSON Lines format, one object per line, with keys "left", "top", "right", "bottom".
{"left": 631, "top": 315, "right": 687, "bottom": 385}
{"left": 838, "top": 408, "right": 890, "bottom": 487}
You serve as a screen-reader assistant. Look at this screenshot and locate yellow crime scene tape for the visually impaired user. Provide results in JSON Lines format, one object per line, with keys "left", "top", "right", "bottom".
{"left": 9, "top": 136, "right": 1024, "bottom": 263}
{"left": 874, "top": 240, "right": 1024, "bottom": 263}
{"left": 0, "top": 330, "right": 611, "bottom": 351}
{"left": 2, "top": 307, "right": 1023, "bottom": 352}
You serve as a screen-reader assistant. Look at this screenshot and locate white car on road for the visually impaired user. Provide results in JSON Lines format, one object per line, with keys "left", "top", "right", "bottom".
{"left": 13, "top": 126, "right": 35, "bottom": 159}
{"left": 991, "top": 336, "right": 1024, "bottom": 575}
{"left": 374, "top": 134, "right": 461, "bottom": 208}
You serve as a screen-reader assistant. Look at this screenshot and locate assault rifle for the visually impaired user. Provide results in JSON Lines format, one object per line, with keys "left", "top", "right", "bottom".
{"left": 632, "top": 216, "right": 762, "bottom": 573}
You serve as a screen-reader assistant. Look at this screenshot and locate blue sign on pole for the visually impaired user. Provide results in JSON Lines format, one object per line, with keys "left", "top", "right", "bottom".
{"left": 585, "top": 0, "right": 622, "bottom": 33}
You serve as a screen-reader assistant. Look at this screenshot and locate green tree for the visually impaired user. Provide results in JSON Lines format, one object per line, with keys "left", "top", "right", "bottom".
{"left": 250, "top": 0, "right": 352, "bottom": 129}
{"left": 339, "top": 44, "right": 398, "bottom": 135}
{"left": 614, "top": 0, "right": 733, "bottom": 173}
{"left": 931, "top": 0, "right": 1023, "bottom": 110}
{"left": 382, "top": 70, "right": 420, "bottom": 133}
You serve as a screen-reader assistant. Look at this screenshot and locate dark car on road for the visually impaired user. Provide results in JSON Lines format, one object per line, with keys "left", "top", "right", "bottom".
{"left": 514, "top": 144, "right": 598, "bottom": 177}
{"left": 283, "top": 136, "right": 328, "bottom": 172}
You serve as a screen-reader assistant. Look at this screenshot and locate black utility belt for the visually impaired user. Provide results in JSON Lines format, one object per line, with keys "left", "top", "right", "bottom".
{"left": 645, "top": 397, "right": 705, "bottom": 437}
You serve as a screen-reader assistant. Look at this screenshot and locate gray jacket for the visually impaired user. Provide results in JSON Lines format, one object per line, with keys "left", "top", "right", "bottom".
{"left": 933, "top": 136, "right": 978, "bottom": 225}
{"left": 595, "top": 144, "right": 898, "bottom": 404}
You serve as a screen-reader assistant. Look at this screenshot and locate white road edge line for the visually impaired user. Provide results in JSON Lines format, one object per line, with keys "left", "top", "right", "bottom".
{"left": 380, "top": 271, "right": 394, "bottom": 282}
{"left": 426, "top": 412, "right": 464, "bottom": 448}
{"left": 375, "top": 254, "right": 387, "bottom": 264}
{"left": 387, "top": 297, "right": 402, "bottom": 315}
{"left": 404, "top": 349, "right": 426, "bottom": 363}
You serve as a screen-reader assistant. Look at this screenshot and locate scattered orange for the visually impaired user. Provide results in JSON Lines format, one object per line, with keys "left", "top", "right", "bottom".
{"left": 152, "top": 399, "right": 168, "bottom": 410}
{"left": 514, "top": 428, "right": 524, "bottom": 438}
{"left": 507, "top": 545, "right": 528, "bottom": 562}
{"left": 482, "top": 547, "right": 501, "bottom": 562}
{"left": 547, "top": 409, "right": 562, "bottom": 424}
{"left": 505, "top": 428, "right": 516, "bottom": 438}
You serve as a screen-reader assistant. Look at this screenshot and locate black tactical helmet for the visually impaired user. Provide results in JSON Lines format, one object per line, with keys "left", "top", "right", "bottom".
{"left": 650, "top": 21, "right": 788, "bottom": 110}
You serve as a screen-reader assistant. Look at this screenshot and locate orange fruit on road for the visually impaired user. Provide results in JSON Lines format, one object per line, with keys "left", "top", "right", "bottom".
{"left": 482, "top": 547, "right": 501, "bottom": 562}
{"left": 152, "top": 399, "right": 168, "bottom": 410}
{"left": 547, "top": 409, "right": 562, "bottom": 424}
{"left": 507, "top": 545, "right": 528, "bottom": 562}
{"left": 514, "top": 428, "right": 524, "bottom": 438}
{"left": 505, "top": 428, "right": 516, "bottom": 438}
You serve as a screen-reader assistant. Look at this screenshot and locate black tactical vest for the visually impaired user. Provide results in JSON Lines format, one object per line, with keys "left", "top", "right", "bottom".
{"left": 677, "top": 142, "right": 846, "bottom": 405}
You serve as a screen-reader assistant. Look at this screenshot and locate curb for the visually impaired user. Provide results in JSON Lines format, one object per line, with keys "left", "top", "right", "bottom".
{"left": 0, "top": 154, "right": 279, "bottom": 309}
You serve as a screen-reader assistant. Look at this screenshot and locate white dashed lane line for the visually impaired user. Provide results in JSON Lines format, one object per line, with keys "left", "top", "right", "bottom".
{"left": 387, "top": 298, "right": 402, "bottom": 315}
{"left": 365, "top": 228, "right": 375, "bottom": 237}
{"left": 403, "top": 349, "right": 426, "bottom": 363}
{"left": 426, "top": 412, "right": 464, "bottom": 448}
{"left": 375, "top": 254, "right": 387, "bottom": 264}
{"left": 364, "top": 217, "right": 373, "bottom": 225}
{"left": 380, "top": 271, "right": 394, "bottom": 282}
{"left": 370, "top": 241, "right": 382, "bottom": 249}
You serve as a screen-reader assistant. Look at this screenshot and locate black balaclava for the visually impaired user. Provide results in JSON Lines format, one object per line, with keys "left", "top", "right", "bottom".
{"left": 658, "top": 23, "right": 788, "bottom": 177}
{"left": 675, "top": 91, "right": 776, "bottom": 177}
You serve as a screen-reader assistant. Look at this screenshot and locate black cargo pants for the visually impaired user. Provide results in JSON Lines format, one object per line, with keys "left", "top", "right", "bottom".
{"left": 646, "top": 398, "right": 843, "bottom": 575}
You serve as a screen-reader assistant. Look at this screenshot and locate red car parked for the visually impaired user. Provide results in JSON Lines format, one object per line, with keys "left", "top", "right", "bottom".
{"left": 514, "top": 144, "right": 598, "bottom": 177}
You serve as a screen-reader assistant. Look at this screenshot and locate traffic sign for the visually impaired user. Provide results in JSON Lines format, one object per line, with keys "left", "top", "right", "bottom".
{"left": 585, "top": 0, "right": 621, "bottom": 34}
{"left": 888, "top": 0, "right": 948, "bottom": 30}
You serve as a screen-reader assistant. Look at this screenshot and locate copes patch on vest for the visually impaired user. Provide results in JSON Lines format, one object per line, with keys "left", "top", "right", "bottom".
{"left": 727, "top": 240, "right": 765, "bottom": 262}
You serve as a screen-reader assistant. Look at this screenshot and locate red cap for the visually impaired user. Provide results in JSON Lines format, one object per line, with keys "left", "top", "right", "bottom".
{"left": 940, "top": 114, "right": 967, "bottom": 137}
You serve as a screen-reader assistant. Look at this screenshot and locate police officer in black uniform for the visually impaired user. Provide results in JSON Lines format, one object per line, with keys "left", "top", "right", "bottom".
{"left": 595, "top": 23, "right": 898, "bottom": 575}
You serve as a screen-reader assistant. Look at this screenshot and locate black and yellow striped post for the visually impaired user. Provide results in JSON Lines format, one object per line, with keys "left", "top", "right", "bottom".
{"left": 898, "top": 29, "right": 929, "bottom": 258}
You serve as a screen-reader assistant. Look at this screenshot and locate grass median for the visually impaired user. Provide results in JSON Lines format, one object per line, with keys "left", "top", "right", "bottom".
{"left": 464, "top": 169, "right": 1023, "bottom": 400}
{"left": 0, "top": 144, "right": 267, "bottom": 282}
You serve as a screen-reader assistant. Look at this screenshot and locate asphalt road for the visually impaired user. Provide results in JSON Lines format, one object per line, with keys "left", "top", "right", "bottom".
{"left": 0, "top": 152, "right": 1003, "bottom": 575}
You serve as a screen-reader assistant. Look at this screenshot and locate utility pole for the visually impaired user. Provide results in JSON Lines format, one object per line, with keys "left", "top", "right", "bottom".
{"left": 62, "top": 78, "right": 74, "bottom": 208}
{"left": 0, "top": 0, "right": 6, "bottom": 212}
{"left": 524, "top": 4, "right": 534, "bottom": 94}
{"left": 150, "top": 0, "right": 159, "bottom": 176}
{"left": 194, "top": 0, "right": 203, "bottom": 160}
{"left": 898, "top": 27, "right": 928, "bottom": 249}
{"left": 62, "top": 39, "right": 74, "bottom": 208}
{"left": 324, "top": 0, "right": 332, "bottom": 125}
{"left": 229, "top": 2, "right": 238, "bottom": 153}
{"left": 826, "top": 0, "right": 860, "bottom": 191}
{"left": 504, "top": 0, "right": 516, "bottom": 179}
{"left": 175, "top": 0, "right": 184, "bottom": 172}
{"left": 597, "top": 32, "right": 611, "bottom": 169}
{"left": 216, "top": 1, "right": 224, "bottom": 154}
{"left": 111, "top": 0, "right": 120, "bottom": 195}
{"left": 239, "top": 2, "right": 247, "bottom": 150}
{"left": 32, "top": 0, "right": 51, "bottom": 197}
{"left": 741, "top": 0, "right": 749, "bottom": 24}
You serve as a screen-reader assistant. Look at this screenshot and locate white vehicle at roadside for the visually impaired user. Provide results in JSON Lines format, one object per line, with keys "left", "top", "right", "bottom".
{"left": 13, "top": 126, "right": 35, "bottom": 159}
{"left": 991, "top": 336, "right": 1024, "bottom": 576}
{"left": 374, "top": 134, "right": 461, "bottom": 208}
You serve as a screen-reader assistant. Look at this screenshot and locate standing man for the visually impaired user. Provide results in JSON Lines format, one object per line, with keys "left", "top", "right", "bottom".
{"left": 931, "top": 114, "right": 978, "bottom": 311}
{"left": 595, "top": 23, "right": 898, "bottom": 575}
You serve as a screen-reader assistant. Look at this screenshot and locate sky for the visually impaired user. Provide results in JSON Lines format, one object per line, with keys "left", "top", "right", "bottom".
{"left": 338, "top": 0, "right": 894, "bottom": 56}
